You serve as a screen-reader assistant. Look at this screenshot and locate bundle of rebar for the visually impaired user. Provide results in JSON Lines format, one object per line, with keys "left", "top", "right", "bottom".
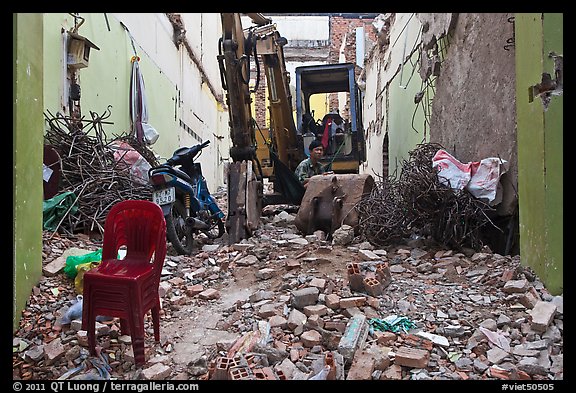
{"left": 43, "top": 108, "right": 157, "bottom": 235}
{"left": 357, "top": 142, "right": 497, "bottom": 251}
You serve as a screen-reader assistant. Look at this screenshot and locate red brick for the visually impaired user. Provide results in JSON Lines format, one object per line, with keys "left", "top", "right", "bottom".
{"left": 229, "top": 366, "right": 253, "bottom": 380}
{"left": 346, "top": 350, "right": 375, "bottom": 380}
{"left": 339, "top": 296, "right": 366, "bottom": 308}
{"left": 394, "top": 346, "right": 429, "bottom": 368}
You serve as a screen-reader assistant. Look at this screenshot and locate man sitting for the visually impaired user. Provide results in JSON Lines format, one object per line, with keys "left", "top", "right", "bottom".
{"left": 295, "top": 140, "right": 327, "bottom": 188}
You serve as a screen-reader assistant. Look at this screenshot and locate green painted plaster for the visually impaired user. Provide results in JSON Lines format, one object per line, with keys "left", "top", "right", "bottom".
{"left": 388, "top": 49, "right": 429, "bottom": 176}
{"left": 42, "top": 13, "right": 180, "bottom": 160}
{"left": 541, "top": 13, "right": 563, "bottom": 295}
{"left": 515, "top": 13, "right": 563, "bottom": 295}
{"left": 13, "top": 13, "right": 44, "bottom": 332}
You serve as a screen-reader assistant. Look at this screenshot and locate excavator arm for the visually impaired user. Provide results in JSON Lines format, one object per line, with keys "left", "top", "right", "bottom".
{"left": 219, "top": 13, "right": 265, "bottom": 162}
{"left": 218, "top": 13, "right": 306, "bottom": 243}
{"left": 218, "top": 13, "right": 267, "bottom": 243}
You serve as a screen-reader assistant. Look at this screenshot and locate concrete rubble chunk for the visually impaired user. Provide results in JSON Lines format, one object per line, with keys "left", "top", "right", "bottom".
{"left": 529, "top": 301, "right": 557, "bottom": 333}
{"left": 358, "top": 249, "right": 381, "bottom": 261}
{"left": 486, "top": 347, "right": 510, "bottom": 365}
{"left": 142, "top": 363, "right": 172, "bottom": 380}
{"left": 301, "top": 330, "right": 322, "bottom": 348}
{"left": 415, "top": 331, "right": 450, "bottom": 347}
{"left": 291, "top": 287, "right": 320, "bottom": 309}
{"left": 517, "top": 357, "right": 549, "bottom": 376}
{"left": 502, "top": 279, "right": 529, "bottom": 293}
{"left": 198, "top": 288, "right": 220, "bottom": 300}
{"left": 287, "top": 308, "right": 307, "bottom": 331}
{"left": 338, "top": 314, "right": 369, "bottom": 364}
{"left": 551, "top": 295, "right": 563, "bottom": 314}
{"left": 43, "top": 338, "right": 65, "bottom": 366}
{"left": 43, "top": 247, "right": 95, "bottom": 277}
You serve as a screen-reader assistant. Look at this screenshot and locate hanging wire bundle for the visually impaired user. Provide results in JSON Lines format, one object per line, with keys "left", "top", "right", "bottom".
{"left": 43, "top": 108, "right": 156, "bottom": 235}
{"left": 357, "top": 142, "right": 497, "bottom": 250}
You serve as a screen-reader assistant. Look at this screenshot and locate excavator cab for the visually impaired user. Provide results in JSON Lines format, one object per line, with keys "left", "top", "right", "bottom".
{"left": 295, "top": 63, "right": 366, "bottom": 173}
{"left": 293, "top": 63, "right": 373, "bottom": 236}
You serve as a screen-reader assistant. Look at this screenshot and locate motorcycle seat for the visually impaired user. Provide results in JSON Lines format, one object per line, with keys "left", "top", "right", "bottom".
{"left": 150, "top": 164, "right": 192, "bottom": 183}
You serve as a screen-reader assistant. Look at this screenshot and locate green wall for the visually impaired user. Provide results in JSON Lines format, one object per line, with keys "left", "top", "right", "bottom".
{"left": 388, "top": 48, "right": 429, "bottom": 176}
{"left": 42, "top": 13, "right": 180, "bottom": 159}
{"left": 13, "top": 13, "right": 45, "bottom": 332}
{"left": 515, "top": 13, "right": 563, "bottom": 295}
{"left": 14, "top": 13, "right": 183, "bottom": 332}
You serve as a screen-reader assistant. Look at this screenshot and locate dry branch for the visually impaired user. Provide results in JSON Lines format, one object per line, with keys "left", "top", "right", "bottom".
{"left": 357, "top": 142, "right": 497, "bottom": 251}
{"left": 43, "top": 108, "right": 157, "bottom": 235}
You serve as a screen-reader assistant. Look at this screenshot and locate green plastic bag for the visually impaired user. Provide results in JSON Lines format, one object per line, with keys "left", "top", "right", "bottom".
{"left": 64, "top": 249, "right": 103, "bottom": 279}
{"left": 43, "top": 191, "right": 78, "bottom": 231}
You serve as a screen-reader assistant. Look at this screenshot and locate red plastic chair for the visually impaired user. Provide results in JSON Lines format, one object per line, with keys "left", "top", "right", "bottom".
{"left": 81, "top": 200, "right": 167, "bottom": 367}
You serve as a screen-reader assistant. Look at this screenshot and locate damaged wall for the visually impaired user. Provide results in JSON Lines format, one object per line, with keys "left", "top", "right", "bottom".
{"left": 361, "top": 13, "right": 429, "bottom": 179}
{"left": 363, "top": 13, "right": 516, "bottom": 220}
{"left": 362, "top": 13, "right": 563, "bottom": 295}
{"left": 424, "top": 13, "right": 517, "bottom": 217}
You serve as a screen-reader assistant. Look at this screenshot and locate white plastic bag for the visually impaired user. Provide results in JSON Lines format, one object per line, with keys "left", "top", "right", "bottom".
{"left": 467, "top": 157, "right": 509, "bottom": 206}
{"left": 142, "top": 122, "right": 159, "bottom": 145}
{"left": 432, "top": 149, "right": 508, "bottom": 206}
{"left": 308, "top": 365, "right": 331, "bottom": 380}
{"left": 432, "top": 149, "right": 474, "bottom": 190}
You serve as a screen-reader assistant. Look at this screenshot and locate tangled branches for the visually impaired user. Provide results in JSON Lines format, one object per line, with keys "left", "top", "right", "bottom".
{"left": 357, "top": 143, "right": 497, "bottom": 251}
{"left": 44, "top": 108, "right": 156, "bottom": 235}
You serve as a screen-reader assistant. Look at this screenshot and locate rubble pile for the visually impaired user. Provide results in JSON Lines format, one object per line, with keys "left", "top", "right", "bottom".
{"left": 13, "top": 210, "right": 563, "bottom": 381}
{"left": 43, "top": 109, "right": 156, "bottom": 235}
{"left": 357, "top": 142, "right": 497, "bottom": 250}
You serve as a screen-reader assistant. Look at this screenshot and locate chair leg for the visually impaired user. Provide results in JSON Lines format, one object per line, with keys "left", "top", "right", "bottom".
{"left": 120, "top": 318, "right": 131, "bottom": 335}
{"left": 132, "top": 335, "right": 146, "bottom": 367}
{"left": 151, "top": 303, "right": 160, "bottom": 342}
{"left": 81, "top": 282, "right": 91, "bottom": 332}
{"left": 81, "top": 282, "right": 97, "bottom": 356}
{"left": 127, "top": 305, "right": 146, "bottom": 367}
{"left": 86, "top": 313, "right": 97, "bottom": 356}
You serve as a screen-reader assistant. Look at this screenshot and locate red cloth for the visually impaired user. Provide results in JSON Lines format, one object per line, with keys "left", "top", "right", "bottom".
{"left": 321, "top": 118, "right": 332, "bottom": 150}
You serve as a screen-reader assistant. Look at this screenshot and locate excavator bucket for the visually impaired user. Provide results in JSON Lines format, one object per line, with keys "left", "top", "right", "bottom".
{"left": 294, "top": 173, "right": 375, "bottom": 236}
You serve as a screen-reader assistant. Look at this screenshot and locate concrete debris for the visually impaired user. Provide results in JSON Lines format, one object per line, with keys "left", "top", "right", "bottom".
{"left": 13, "top": 209, "right": 563, "bottom": 381}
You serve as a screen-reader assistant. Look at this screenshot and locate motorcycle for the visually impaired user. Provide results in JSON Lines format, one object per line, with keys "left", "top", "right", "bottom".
{"left": 148, "top": 140, "right": 225, "bottom": 255}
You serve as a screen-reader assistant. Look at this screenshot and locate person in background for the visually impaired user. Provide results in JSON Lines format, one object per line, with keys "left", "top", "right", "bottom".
{"left": 295, "top": 139, "right": 327, "bottom": 187}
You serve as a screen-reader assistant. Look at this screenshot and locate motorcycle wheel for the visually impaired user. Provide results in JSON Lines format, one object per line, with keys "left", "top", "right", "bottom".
{"left": 166, "top": 200, "right": 194, "bottom": 255}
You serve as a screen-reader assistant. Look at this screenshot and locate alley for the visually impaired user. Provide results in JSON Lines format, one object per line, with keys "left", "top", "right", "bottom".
{"left": 12, "top": 198, "right": 563, "bottom": 381}
{"left": 13, "top": 13, "right": 563, "bottom": 384}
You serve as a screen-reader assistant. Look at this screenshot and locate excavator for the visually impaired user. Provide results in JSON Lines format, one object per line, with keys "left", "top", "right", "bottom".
{"left": 218, "top": 13, "right": 374, "bottom": 244}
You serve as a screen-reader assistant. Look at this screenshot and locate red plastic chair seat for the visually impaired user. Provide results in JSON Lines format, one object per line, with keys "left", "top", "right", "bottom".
{"left": 92, "top": 258, "right": 154, "bottom": 277}
{"left": 81, "top": 200, "right": 167, "bottom": 367}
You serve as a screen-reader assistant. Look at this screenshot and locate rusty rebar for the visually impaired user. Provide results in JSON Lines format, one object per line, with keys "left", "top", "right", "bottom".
{"left": 43, "top": 109, "right": 157, "bottom": 235}
{"left": 356, "top": 142, "right": 497, "bottom": 251}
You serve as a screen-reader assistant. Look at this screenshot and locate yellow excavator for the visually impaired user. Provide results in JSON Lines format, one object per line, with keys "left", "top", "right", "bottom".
{"left": 218, "top": 13, "right": 374, "bottom": 243}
